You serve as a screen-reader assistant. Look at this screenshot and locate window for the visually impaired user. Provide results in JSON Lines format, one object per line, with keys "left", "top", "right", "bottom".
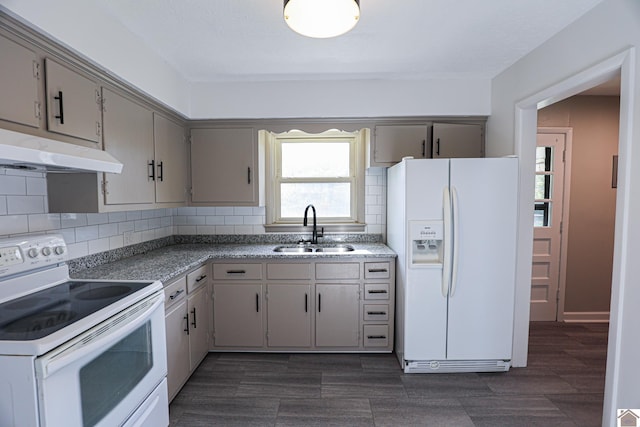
{"left": 262, "top": 129, "right": 366, "bottom": 231}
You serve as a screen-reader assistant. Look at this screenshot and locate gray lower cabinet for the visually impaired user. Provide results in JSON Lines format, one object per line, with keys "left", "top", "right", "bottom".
{"left": 210, "top": 258, "right": 395, "bottom": 352}
{"left": 164, "top": 264, "right": 210, "bottom": 402}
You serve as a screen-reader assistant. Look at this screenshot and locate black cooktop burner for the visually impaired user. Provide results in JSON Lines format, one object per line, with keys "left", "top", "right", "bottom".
{"left": 0, "top": 280, "right": 151, "bottom": 341}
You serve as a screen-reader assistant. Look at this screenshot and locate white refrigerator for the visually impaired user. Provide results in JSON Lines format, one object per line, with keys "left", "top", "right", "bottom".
{"left": 387, "top": 157, "right": 518, "bottom": 373}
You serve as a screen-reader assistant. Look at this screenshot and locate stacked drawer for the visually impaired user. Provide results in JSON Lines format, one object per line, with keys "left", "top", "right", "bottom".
{"left": 362, "top": 262, "right": 393, "bottom": 348}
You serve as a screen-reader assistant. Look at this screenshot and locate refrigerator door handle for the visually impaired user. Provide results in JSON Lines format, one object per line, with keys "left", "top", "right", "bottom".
{"left": 450, "top": 186, "right": 460, "bottom": 296}
{"left": 442, "top": 187, "right": 452, "bottom": 297}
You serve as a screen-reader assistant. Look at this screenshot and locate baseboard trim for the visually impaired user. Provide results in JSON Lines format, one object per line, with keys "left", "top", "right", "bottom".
{"left": 563, "top": 311, "right": 610, "bottom": 323}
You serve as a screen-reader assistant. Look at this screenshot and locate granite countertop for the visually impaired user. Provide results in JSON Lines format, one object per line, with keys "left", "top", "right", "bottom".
{"left": 71, "top": 243, "right": 396, "bottom": 284}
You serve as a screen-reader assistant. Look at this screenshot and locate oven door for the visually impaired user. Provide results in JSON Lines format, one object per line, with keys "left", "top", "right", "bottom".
{"left": 35, "top": 291, "right": 168, "bottom": 427}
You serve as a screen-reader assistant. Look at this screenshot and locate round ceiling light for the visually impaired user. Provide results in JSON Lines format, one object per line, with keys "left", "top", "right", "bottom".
{"left": 284, "top": 0, "right": 360, "bottom": 39}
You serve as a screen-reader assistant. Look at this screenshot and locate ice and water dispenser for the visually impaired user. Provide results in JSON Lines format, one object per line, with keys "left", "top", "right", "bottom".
{"left": 409, "top": 221, "right": 443, "bottom": 266}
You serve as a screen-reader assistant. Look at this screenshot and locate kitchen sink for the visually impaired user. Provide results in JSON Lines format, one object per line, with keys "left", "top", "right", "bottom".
{"left": 273, "top": 244, "right": 355, "bottom": 253}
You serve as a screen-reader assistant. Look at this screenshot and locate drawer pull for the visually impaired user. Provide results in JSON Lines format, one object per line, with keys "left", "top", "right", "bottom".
{"left": 169, "top": 289, "right": 184, "bottom": 300}
{"left": 256, "top": 293, "right": 260, "bottom": 312}
{"left": 367, "top": 335, "right": 387, "bottom": 339}
{"left": 367, "top": 311, "right": 387, "bottom": 315}
{"left": 367, "top": 268, "right": 388, "bottom": 273}
{"left": 195, "top": 274, "right": 207, "bottom": 282}
{"left": 191, "top": 307, "right": 197, "bottom": 328}
{"left": 184, "top": 314, "right": 189, "bottom": 335}
{"left": 305, "top": 293, "right": 308, "bottom": 313}
{"left": 226, "top": 270, "right": 246, "bottom": 275}
{"left": 368, "top": 290, "right": 388, "bottom": 294}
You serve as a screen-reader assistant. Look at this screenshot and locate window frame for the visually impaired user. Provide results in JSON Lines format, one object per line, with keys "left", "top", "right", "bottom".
{"left": 262, "top": 129, "right": 367, "bottom": 232}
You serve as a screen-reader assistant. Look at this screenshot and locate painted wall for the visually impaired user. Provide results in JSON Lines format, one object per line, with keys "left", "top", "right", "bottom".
{"left": 488, "top": 0, "right": 640, "bottom": 423}
{"left": 538, "top": 96, "right": 620, "bottom": 314}
{"left": 0, "top": 167, "right": 386, "bottom": 259}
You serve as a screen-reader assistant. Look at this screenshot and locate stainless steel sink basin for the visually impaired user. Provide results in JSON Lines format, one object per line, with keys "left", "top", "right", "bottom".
{"left": 273, "top": 244, "right": 355, "bottom": 253}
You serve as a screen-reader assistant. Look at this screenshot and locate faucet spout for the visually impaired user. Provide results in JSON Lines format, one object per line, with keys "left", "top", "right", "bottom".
{"left": 303, "top": 204, "right": 318, "bottom": 244}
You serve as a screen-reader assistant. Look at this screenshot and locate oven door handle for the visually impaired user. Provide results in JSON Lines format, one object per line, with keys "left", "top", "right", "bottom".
{"left": 37, "top": 292, "right": 164, "bottom": 378}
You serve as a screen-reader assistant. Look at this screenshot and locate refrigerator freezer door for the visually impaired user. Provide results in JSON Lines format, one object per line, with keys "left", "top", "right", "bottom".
{"left": 446, "top": 158, "right": 518, "bottom": 360}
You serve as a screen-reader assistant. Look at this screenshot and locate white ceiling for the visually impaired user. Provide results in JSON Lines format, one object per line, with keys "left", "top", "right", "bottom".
{"left": 83, "top": 0, "right": 604, "bottom": 83}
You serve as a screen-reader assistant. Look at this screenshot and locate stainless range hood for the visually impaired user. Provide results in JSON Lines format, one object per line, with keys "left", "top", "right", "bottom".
{"left": 0, "top": 128, "right": 123, "bottom": 173}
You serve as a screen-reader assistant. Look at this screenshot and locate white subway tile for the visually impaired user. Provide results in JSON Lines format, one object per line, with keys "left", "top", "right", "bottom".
{"left": 243, "top": 215, "right": 263, "bottom": 225}
{"left": 186, "top": 216, "right": 205, "bottom": 225}
{"left": 134, "top": 219, "right": 150, "bottom": 231}
{"left": 196, "top": 225, "right": 216, "bottom": 234}
{"left": 75, "top": 225, "right": 99, "bottom": 242}
{"left": 0, "top": 215, "right": 28, "bottom": 235}
{"left": 140, "top": 210, "right": 155, "bottom": 219}
{"left": 233, "top": 207, "right": 253, "bottom": 215}
{"left": 7, "top": 195, "right": 45, "bottom": 214}
{"left": 61, "top": 213, "right": 88, "bottom": 228}
{"left": 215, "top": 225, "right": 234, "bottom": 234}
{"left": 0, "top": 196, "right": 6, "bottom": 215}
{"left": 0, "top": 175, "right": 26, "bottom": 195}
{"left": 177, "top": 207, "right": 195, "bottom": 216}
{"left": 148, "top": 217, "right": 162, "bottom": 229}
{"left": 86, "top": 213, "right": 109, "bottom": 225}
{"left": 367, "top": 185, "right": 383, "bottom": 196}
{"left": 224, "top": 216, "right": 243, "bottom": 225}
{"left": 88, "top": 238, "right": 110, "bottom": 255}
{"left": 173, "top": 216, "right": 187, "bottom": 225}
{"left": 67, "top": 242, "right": 88, "bottom": 259}
{"left": 118, "top": 221, "right": 135, "bottom": 234}
{"left": 177, "top": 225, "right": 196, "bottom": 235}
{"left": 234, "top": 225, "right": 253, "bottom": 234}
{"left": 196, "top": 207, "right": 217, "bottom": 216}
{"left": 252, "top": 225, "right": 266, "bottom": 234}
{"left": 56, "top": 228, "right": 76, "bottom": 243}
{"left": 365, "top": 214, "right": 378, "bottom": 225}
{"left": 109, "top": 235, "right": 124, "bottom": 249}
{"left": 5, "top": 169, "right": 43, "bottom": 178}
{"left": 108, "top": 212, "right": 127, "bottom": 223}
{"left": 161, "top": 217, "right": 172, "bottom": 227}
{"left": 142, "top": 229, "right": 155, "bottom": 242}
{"left": 98, "top": 223, "right": 119, "bottom": 238}
{"left": 26, "top": 177, "right": 47, "bottom": 196}
{"left": 126, "top": 211, "right": 142, "bottom": 221}
{"left": 366, "top": 204, "right": 383, "bottom": 215}
{"left": 28, "top": 214, "right": 61, "bottom": 232}
{"left": 215, "top": 207, "right": 234, "bottom": 215}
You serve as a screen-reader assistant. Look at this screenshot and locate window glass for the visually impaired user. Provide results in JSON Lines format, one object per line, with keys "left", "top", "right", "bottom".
{"left": 280, "top": 182, "right": 351, "bottom": 217}
{"left": 281, "top": 142, "right": 350, "bottom": 177}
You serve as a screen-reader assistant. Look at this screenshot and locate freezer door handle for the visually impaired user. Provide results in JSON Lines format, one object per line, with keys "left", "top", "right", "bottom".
{"left": 442, "top": 187, "right": 452, "bottom": 298}
{"left": 451, "top": 186, "right": 460, "bottom": 296}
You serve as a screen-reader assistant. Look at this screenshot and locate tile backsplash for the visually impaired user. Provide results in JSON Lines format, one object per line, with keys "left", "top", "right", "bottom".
{"left": 0, "top": 167, "right": 387, "bottom": 260}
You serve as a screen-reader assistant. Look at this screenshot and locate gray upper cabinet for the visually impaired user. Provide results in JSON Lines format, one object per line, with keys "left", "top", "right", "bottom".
{"left": 190, "top": 127, "right": 260, "bottom": 206}
{"left": 154, "top": 114, "right": 188, "bottom": 204}
{"left": 45, "top": 58, "right": 102, "bottom": 143}
{"left": 102, "top": 88, "right": 155, "bottom": 205}
{"left": 431, "top": 123, "right": 483, "bottom": 158}
{"left": 0, "top": 34, "right": 40, "bottom": 128}
{"left": 370, "top": 124, "right": 429, "bottom": 166}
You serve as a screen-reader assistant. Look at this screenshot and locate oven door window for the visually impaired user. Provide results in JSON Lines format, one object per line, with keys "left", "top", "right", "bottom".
{"left": 80, "top": 321, "right": 153, "bottom": 427}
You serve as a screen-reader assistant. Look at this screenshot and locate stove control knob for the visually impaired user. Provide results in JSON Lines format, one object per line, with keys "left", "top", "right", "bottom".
{"left": 54, "top": 246, "right": 66, "bottom": 255}
{"left": 28, "top": 248, "right": 39, "bottom": 258}
{"left": 41, "top": 247, "right": 52, "bottom": 256}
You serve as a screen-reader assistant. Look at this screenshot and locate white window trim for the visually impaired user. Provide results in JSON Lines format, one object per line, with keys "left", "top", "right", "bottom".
{"left": 262, "top": 128, "right": 367, "bottom": 232}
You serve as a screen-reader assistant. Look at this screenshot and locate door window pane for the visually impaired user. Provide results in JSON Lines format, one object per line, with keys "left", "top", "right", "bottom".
{"left": 534, "top": 174, "right": 552, "bottom": 199}
{"left": 534, "top": 202, "right": 551, "bottom": 227}
{"left": 80, "top": 322, "right": 153, "bottom": 427}
{"left": 280, "top": 183, "right": 351, "bottom": 218}
{"left": 282, "top": 142, "right": 350, "bottom": 177}
{"left": 536, "top": 146, "right": 552, "bottom": 172}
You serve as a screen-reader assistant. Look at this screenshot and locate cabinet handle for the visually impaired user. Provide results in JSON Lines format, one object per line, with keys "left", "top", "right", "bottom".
{"left": 191, "top": 307, "right": 197, "bottom": 328}
{"left": 247, "top": 167, "right": 251, "bottom": 184}
{"left": 436, "top": 138, "right": 441, "bottom": 156}
{"left": 368, "top": 289, "right": 388, "bottom": 294}
{"left": 157, "top": 161, "right": 164, "bottom": 182}
{"left": 184, "top": 314, "right": 189, "bottom": 335}
{"left": 148, "top": 160, "right": 156, "bottom": 181}
{"left": 421, "top": 139, "right": 426, "bottom": 157}
{"left": 318, "top": 293, "right": 321, "bottom": 313}
{"left": 169, "top": 289, "right": 184, "bottom": 300}
{"left": 367, "top": 268, "right": 388, "bottom": 273}
{"left": 195, "top": 274, "right": 207, "bottom": 282}
{"left": 226, "top": 270, "right": 246, "bottom": 275}
{"left": 367, "top": 335, "right": 387, "bottom": 340}
{"left": 256, "top": 293, "right": 260, "bottom": 312}
{"left": 304, "top": 293, "right": 308, "bottom": 313}
{"left": 54, "top": 90, "right": 64, "bottom": 124}
{"left": 367, "top": 311, "right": 387, "bottom": 315}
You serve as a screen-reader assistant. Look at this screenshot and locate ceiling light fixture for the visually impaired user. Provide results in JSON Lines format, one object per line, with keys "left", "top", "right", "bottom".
{"left": 284, "top": 0, "right": 360, "bottom": 39}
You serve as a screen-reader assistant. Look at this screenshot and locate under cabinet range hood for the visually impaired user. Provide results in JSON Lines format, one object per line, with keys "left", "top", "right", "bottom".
{"left": 0, "top": 128, "right": 123, "bottom": 173}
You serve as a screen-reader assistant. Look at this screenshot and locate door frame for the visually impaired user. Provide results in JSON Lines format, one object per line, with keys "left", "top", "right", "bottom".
{"left": 535, "top": 127, "right": 573, "bottom": 322}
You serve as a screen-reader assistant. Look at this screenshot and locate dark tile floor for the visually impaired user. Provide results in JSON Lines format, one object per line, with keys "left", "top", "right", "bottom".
{"left": 169, "top": 322, "right": 608, "bottom": 426}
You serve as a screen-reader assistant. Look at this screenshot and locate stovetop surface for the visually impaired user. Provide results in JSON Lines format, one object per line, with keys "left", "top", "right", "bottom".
{"left": 0, "top": 280, "right": 152, "bottom": 341}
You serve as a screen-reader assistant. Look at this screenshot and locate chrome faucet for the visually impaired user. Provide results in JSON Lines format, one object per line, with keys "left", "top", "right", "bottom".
{"left": 303, "top": 204, "right": 323, "bottom": 244}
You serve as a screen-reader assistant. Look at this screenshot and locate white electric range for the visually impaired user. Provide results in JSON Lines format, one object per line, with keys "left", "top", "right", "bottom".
{"left": 0, "top": 234, "right": 169, "bottom": 427}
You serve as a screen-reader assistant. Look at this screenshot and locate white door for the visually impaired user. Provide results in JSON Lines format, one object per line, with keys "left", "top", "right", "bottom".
{"left": 530, "top": 132, "right": 567, "bottom": 321}
{"left": 446, "top": 158, "right": 518, "bottom": 360}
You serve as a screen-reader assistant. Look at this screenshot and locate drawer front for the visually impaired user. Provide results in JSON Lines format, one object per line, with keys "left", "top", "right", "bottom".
{"left": 213, "top": 263, "right": 262, "bottom": 280}
{"left": 363, "top": 304, "right": 389, "bottom": 321}
{"left": 364, "top": 283, "right": 390, "bottom": 300}
{"left": 187, "top": 265, "right": 209, "bottom": 293}
{"left": 363, "top": 324, "right": 389, "bottom": 347}
{"left": 315, "top": 263, "right": 360, "bottom": 280}
{"left": 267, "top": 263, "right": 311, "bottom": 280}
{"left": 364, "top": 262, "right": 390, "bottom": 279}
{"left": 164, "top": 277, "right": 187, "bottom": 309}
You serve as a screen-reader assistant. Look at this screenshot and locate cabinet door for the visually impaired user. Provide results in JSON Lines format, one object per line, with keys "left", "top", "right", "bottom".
{"left": 0, "top": 35, "right": 39, "bottom": 127}
{"left": 190, "top": 128, "right": 258, "bottom": 205}
{"left": 212, "top": 283, "right": 263, "bottom": 347}
{"left": 315, "top": 284, "right": 360, "bottom": 347}
{"left": 102, "top": 88, "right": 155, "bottom": 205}
{"left": 373, "top": 125, "right": 428, "bottom": 165}
{"left": 44, "top": 58, "right": 101, "bottom": 143}
{"left": 266, "top": 284, "right": 311, "bottom": 347}
{"left": 187, "top": 286, "right": 209, "bottom": 370}
{"left": 165, "top": 301, "right": 190, "bottom": 401}
{"left": 432, "top": 123, "right": 483, "bottom": 158}
{"left": 154, "top": 114, "right": 187, "bottom": 203}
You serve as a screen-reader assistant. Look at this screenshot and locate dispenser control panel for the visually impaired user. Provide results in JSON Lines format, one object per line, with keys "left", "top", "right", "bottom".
{"left": 409, "top": 221, "right": 443, "bottom": 266}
